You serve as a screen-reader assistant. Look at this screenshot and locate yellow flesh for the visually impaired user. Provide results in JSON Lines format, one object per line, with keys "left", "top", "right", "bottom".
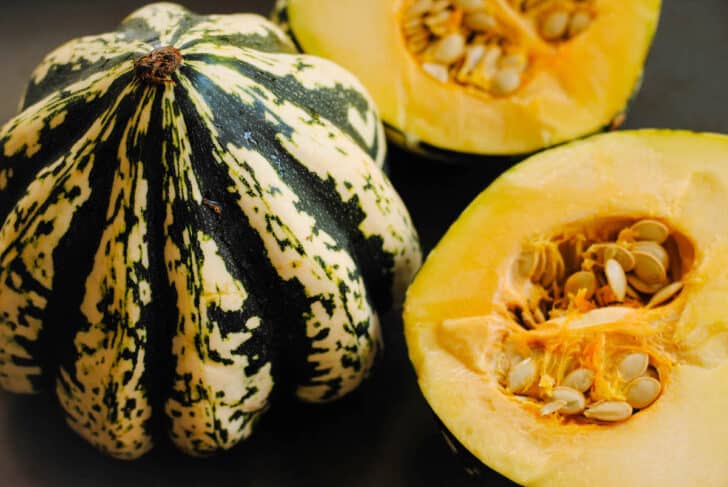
{"left": 287, "top": 0, "right": 660, "bottom": 154}
{"left": 404, "top": 131, "right": 728, "bottom": 485}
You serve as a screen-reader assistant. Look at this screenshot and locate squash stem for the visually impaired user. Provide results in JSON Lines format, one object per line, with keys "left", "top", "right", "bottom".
{"left": 134, "top": 46, "right": 183, "bottom": 85}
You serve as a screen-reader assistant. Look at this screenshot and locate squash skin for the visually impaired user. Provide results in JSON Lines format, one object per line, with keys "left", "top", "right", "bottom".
{"left": 403, "top": 130, "right": 728, "bottom": 486}
{"left": 0, "top": 3, "right": 421, "bottom": 459}
{"left": 275, "top": 0, "right": 660, "bottom": 160}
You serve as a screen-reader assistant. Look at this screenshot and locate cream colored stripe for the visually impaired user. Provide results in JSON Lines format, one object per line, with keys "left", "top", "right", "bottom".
{"left": 0, "top": 73, "right": 136, "bottom": 394}
{"left": 159, "top": 87, "right": 273, "bottom": 455}
{"left": 56, "top": 86, "right": 155, "bottom": 460}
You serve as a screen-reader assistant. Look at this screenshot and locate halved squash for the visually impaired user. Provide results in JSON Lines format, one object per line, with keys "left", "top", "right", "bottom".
{"left": 278, "top": 0, "right": 661, "bottom": 157}
{"left": 404, "top": 130, "right": 728, "bottom": 485}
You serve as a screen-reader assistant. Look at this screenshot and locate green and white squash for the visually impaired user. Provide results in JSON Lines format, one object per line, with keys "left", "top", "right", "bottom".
{"left": 0, "top": 3, "right": 421, "bottom": 460}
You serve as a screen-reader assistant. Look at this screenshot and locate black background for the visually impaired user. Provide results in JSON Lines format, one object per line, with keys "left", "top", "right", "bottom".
{"left": 0, "top": 1, "right": 727, "bottom": 485}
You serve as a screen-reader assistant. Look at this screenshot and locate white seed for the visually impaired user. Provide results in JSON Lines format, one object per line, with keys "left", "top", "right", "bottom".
{"left": 540, "top": 10, "right": 569, "bottom": 40}
{"left": 458, "top": 44, "right": 486, "bottom": 79}
{"left": 618, "top": 352, "right": 649, "bottom": 382}
{"left": 584, "top": 401, "right": 633, "bottom": 422}
{"left": 646, "top": 281, "right": 683, "bottom": 308}
{"left": 482, "top": 45, "right": 503, "bottom": 76}
{"left": 631, "top": 241, "right": 669, "bottom": 269}
{"left": 631, "top": 219, "right": 670, "bottom": 244}
{"left": 464, "top": 11, "right": 498, "bottom": 31}
{"left": 605, "top": 258, "right": 627, "bottom": 302}
{"left": 422, "top": 62, "right": 450, "bottom": 83}
{"left": 551, "top": 386, "right": 586, "bottom": 415}
{"left": 633, "top": 251, "right": 668, "bottom": 285}
{"left": 492, "top": 67, "right": 522, "bottom": 95}
{"left": 562, "top": 368, "right": 594, "bottom": 392}
{"left": 603, "top": 244, "right": 636, "bottom": 272}
{"left": 433, "top": 33, "right": 466, "bottom": 64}
{"left": 627, "top": 274, "right": 665, "bottom": 295}
{"left": 540, "top": 399, "right": 567, "bottom": 416}
{"left": 625, "top": 376, "right": 661, "bottom": 409}
{"left": 407, "top": 0, "right": 434, "bottom": 18}
{"left": 568, "top": 10, "right": 592, "bottom": 37}
{"left": 500, "top": 52, "right": 528, "bottom": 72}
{"left": 564, "top": 271, "right": 597, "bottom": 299}
{"left": 507, "top": 357, "right": 537, "bottom": 394}
{"left": 454, "top": 0, "right": 487, "bottom": 13}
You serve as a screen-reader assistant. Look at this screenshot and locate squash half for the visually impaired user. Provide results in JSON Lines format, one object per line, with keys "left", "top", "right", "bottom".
{"left": 404, "top": 130, "right": 728, "bottom": 485}
{"left": 280, "top": 0, "right": 660, "bottom": 156}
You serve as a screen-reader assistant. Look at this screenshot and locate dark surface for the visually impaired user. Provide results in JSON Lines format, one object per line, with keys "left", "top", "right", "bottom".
{"left": 0, "top": 0, "right": 726, "bottom": 485}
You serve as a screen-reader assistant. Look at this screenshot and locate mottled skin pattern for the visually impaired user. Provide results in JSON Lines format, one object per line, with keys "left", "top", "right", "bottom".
{"left": 0, "top": 3, "right": 421, "bottom": 459}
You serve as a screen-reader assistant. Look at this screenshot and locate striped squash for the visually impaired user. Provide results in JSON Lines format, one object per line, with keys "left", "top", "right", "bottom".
{"left": 0, "top": 3, "right": 421, "bottom": 459}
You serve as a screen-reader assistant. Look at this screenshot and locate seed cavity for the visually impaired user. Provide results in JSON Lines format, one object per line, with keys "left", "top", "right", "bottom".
{"left": 630, "top": 219, "right": 670, "bottom": 244}
{"left": 401, "top": 0, "right": 597, "bottom": 96}
{"left": 498, "top": 217, "right": 691, "bottom": 425}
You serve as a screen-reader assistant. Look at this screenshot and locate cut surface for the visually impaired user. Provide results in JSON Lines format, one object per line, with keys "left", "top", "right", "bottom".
{"left": 404, "top": 130, "right": 728, "bottom": 485}
{"left": 285, "top": 0, "right": 660, "bottom": 155}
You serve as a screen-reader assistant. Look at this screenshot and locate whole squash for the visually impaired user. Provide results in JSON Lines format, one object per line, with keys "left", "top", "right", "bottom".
{"left": 0, "top": 3, "right": 421, "bottom": 459}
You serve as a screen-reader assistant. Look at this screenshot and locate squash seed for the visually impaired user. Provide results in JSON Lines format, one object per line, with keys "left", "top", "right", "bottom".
{"left": 464, "top": 11, "right": 498, "bottom": 31}
{"left": 632, "top": 251, "right": 667, "bottom": 285}
{"left": 551, "top": 386, "right": 586, "bottom": 415}
{"left": 604, "top": 244, "right": 635, "bottom": 271}
{"left": 422, "top": 62, "right": 449, "bottom": 83}
{"left": 458, "top": 44, "right": 486, "bottom": 79}
{"left": 492, "top": 67, "right": 522, "bottom": 95}
{"left": 562, "top": 368, "right": 594, "bottom": 392}
{"left": 540, "top": 10, "right": 569, "bottom": 40}
{"left": 625, "top": 376, "right": 661, "bottom": 409}
{"left": 433, "top": 33, "right": 466, "bottom": 64}
{"left": 583, "top": 401, "right": 633, "bottom": 422}
{"left": 564, "top": 271, "right": 596, "bottom": 299}
{"left": 507, "top": 357, "right": 538, "bottom": 393}
{"left": 568, "top": 10, "right": 592, "bottom": 37}
{"left": 605, "top": 258, "right": 627, "bottom": 302}
{"left": 631, "top": 241, "right": 669, "bottom": 268}
{"left": 631, "top": 219, "right": 670, "bottom": 244}
{"left": 645, "top": 281, "right": 683, "bottom": 308}
{"left": 618, "top": 352, "right": 649, "bottom": 382}
{"left": 627, "top": 274, "right": 664, "bottom": 295}
{"left": 540, "top": 399, "right": 567, "bottom": 416}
